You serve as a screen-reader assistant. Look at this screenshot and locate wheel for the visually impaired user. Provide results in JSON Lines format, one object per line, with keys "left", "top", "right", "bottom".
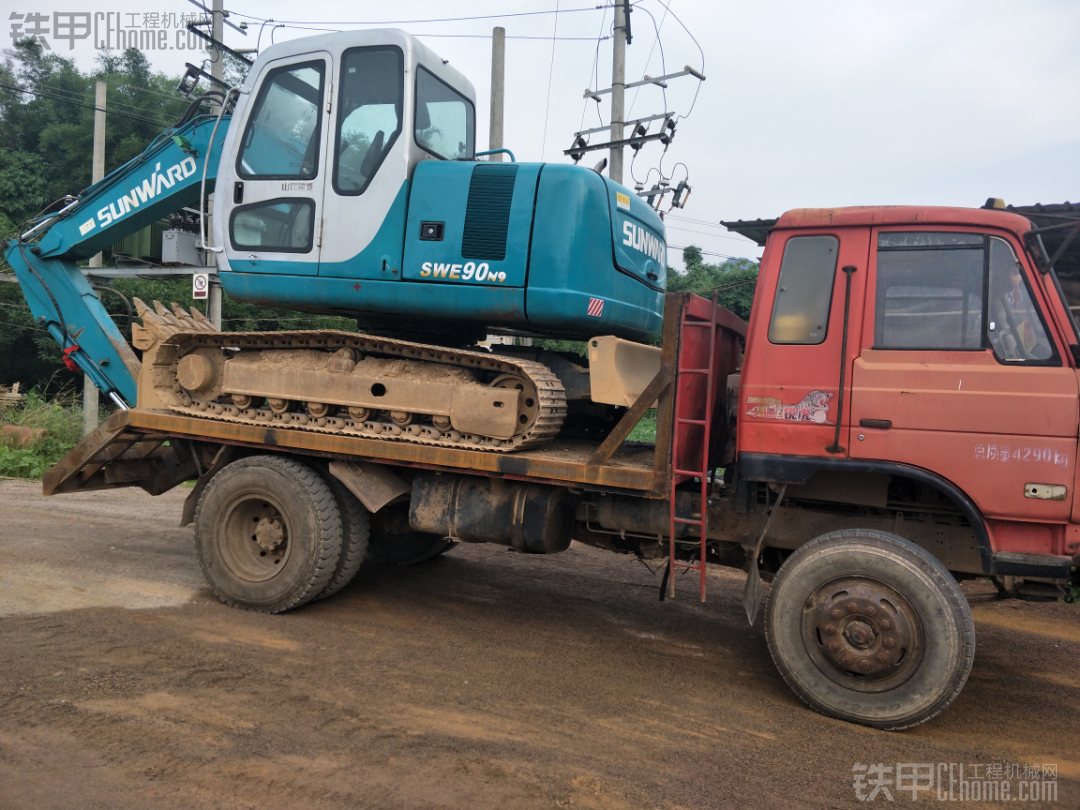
{"left": 307, "top": 402, "right": 335, "bottom": 418}
{"left": 491, "top": 374, "right": 539, "bottom": 435}
{"left": 368, "top": 502, "right": 456, "bottom": 565}
{"left": 194, "top": 455, "right": 343, "bottom": 613}
{"left": 268, "top": 398, "right": 294, "bottom": 415}
{"left": 314, "top": 471, "right": 371, "bottom": 600}
{"left": 764, "top": 529, "right": 974, "bottom": 730}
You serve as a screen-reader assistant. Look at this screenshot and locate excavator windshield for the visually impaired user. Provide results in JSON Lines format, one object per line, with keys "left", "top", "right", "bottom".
{"left": 237, "top": 61, "right": 325, "bottom": 179}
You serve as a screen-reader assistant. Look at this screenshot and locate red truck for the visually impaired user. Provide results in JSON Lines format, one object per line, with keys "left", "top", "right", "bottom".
{"left": 42, "top": 203, "right": 1080, "bottom": 731}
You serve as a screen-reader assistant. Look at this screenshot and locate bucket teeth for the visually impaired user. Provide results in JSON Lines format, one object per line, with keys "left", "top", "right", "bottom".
{"left": 189, "top": 307, "right": 217, "bottom": 331}
{"left": 152, "top": 300, "right": 187, "bottom": 331}
{"left": 170, "top": 302, "right": 216, "bottom": 332}
{"left": 134, "top": 297, "right": 220, "bottom": 346}
{"left": 133, "top": 296, "right": 178, "bottom": 338}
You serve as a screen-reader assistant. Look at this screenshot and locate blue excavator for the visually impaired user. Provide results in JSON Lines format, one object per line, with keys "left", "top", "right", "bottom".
{"left": 4, "top": 30, "right": 668, "bottom": 451}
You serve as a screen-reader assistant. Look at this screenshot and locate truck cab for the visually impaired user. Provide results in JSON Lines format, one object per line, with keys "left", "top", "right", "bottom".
{"left": 736, "top": 206, "right": 1080, "bottom": 582}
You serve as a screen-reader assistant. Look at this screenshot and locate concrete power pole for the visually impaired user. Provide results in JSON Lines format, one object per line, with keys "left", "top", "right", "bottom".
{"left": 489, "top": 27, "right": 505, "bottom": 162}
{"left": 206, "top": 0, "right": 224, "bottom": 329}
{"left": 608, "top": 1, "right": 628, "bottom": 185}
{"left": 83, "top": 80, "right": 106, "bottom": 435}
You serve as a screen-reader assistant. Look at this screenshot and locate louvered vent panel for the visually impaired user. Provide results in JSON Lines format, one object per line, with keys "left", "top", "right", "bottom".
{"left": 461, "top": 163, "right": 519, "bottom": 261}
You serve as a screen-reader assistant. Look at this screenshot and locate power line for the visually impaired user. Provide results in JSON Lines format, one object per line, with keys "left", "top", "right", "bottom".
{"left": 668, "top": 244, "right": 758, "bottom": 261}
{"left": 540, "top": 0, "right": 562, "bottom": 162}
{"left": 664, "top": 224, "right": 760, "bottom": 244}
{"left": 645, "top": 0, "right": 704, "bottom": 119}
{"left": 626, "top": 2, "right": 668, "bottom": 119}
{"left": 0, "top": 83, "right": 169, "bottom": 127}
{"left": 226, "top": 6, "right": 609, "bottom": 26}
{"left": 34, "top": 81, "right": 177, "bottom": 123}
{"left": 414, "top": 33, "right": 609, "bottom": 41}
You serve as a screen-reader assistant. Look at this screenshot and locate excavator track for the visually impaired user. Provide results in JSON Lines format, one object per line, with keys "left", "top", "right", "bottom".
{"left": 139, "top": 303, "right": 566, "bottom": 452}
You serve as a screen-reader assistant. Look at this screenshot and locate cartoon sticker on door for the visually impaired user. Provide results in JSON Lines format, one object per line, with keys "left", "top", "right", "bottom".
{"left": 746, "top": 391, "right": 834, "bottom": 424}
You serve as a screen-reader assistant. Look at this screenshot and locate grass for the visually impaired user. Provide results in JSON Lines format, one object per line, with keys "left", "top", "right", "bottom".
{"left": 0, "top": 388, "right": 87, "bottom": 480}
{"left": 627, "top": 408, "right": 657, "bottom": 443}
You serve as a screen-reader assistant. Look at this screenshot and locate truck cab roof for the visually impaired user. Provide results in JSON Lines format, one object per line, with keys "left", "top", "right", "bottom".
{"left": 723, "top": 205, "right": 1034, "bottom": 246}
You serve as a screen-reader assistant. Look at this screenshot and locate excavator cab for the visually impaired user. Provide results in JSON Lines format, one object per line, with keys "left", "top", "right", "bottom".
{"left": 214, "top": 29, "right": 665, "bottom": 343}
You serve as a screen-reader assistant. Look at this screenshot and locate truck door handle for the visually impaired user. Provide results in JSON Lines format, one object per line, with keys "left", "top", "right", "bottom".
{"left": 234, "top": 182, "right": 244, "bottom": 204}
{"left": 859, "top": 419, "right": 892, "bottom": 429}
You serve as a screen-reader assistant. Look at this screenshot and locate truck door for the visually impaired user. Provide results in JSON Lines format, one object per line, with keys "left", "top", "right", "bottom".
{"left": 738, "top": 227, "right": 870, "bottom": 458}
{"left": 223, "top": 53, "right": 331, "bottom": 276}
{"left": 849, "top": 229, "right": 1079, "bottom": 522}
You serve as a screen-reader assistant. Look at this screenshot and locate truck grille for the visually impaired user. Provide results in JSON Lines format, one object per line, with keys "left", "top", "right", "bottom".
{"left": 461, "top": 163, "right": 518, "bottom": 261}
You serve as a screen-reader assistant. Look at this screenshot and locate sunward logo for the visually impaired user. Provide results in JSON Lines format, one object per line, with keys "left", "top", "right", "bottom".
{"left": 95, "top": 156, "right": 198, "bottom": 227}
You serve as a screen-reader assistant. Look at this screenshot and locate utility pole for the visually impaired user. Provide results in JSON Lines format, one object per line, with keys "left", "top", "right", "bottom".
{"left": 489, "top": 27, "right": 505, "bottom": 162}
{"left": 608, "top": 0, "right": 628, "bottom": 184}
{"left": 84, "top": 80, "right": 106, "bottom": 435}
{"left": 206, "top": 0, "right": 224, "bottom": 328}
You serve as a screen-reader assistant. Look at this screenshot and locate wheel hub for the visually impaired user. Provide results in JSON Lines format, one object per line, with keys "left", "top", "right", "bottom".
{"left": 254, "top": 516, "right": 285, "bottom": 552}
{"left": 805, "top": 578, "right": 921, "bottom": 688}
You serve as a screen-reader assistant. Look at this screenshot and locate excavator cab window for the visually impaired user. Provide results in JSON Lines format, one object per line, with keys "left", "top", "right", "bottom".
{"left": 237, "top": 61, "right": 325, "bottom": 179}
{"left": 414, "top": 66, "right": 474, "bottom": 161}
{"left": 333, "top": 46, "right": 404, "bottom": 195}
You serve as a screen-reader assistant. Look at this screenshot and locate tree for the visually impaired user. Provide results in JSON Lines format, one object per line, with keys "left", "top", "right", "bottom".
{"left": 667, "top": 245, "right": 759, "bottom": 321}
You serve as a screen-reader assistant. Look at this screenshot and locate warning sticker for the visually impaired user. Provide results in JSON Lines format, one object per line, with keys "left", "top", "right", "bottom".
{"left": 192, "top": 272, "right": 209, "bottom": 300}
{"left": 616, "top": 192, "right": 631, "bottom": 210}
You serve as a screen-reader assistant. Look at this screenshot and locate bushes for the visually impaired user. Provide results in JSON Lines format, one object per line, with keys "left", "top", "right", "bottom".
{"left": 0, "top": 388, "right": 85, "bottom": 480}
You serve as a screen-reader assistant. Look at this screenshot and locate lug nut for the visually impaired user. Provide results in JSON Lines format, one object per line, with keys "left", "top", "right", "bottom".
{"left": 876, "top": 653, "right": 888, "bottom": 663}
{"left": 831, "top": 609, "right": 842, "bottom": 619}
{"left": 884, "top": 638, "right": 894, "bottom": 649}
{"left": 880, "top": 620, "right": 891, "bottom": 630}
{"left": 865, "top": 606, "right": 876, "bottom": 616}
{"left": 860, "top": 660, "right": 871, "bottom": 670}
{"left": 847, "top": 602, "right": 858, "bottom": 613}
{"left": 829, "top": 642, "right": 839, "bottom": 652}
{"left": 842, "top": 656, "right": 851, "bottom": 665}
{"left": 824, "top": 625, "right": 836, "bottom": 635}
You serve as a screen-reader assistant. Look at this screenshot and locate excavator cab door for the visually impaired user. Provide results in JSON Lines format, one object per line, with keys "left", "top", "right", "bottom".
{"left": 221, "top": 52, "right": 332, "bottom": 276}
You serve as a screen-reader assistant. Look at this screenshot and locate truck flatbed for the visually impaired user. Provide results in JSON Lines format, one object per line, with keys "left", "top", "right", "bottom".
{"left": 44, "top": 408, "right": 669, "bottom": 497}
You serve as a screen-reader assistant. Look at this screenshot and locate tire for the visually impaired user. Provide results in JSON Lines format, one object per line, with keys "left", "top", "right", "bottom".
{"left": 368, "top": 502, "right": 456, "bottom": 565}
{"left": 764, "top": 529, "right": 975, "bottom": 730}
{"left": 194, "top": 455, "right": 343, "bottom": 613}
{"left": 314, "top": 472, "right": 371, "bottom": 600}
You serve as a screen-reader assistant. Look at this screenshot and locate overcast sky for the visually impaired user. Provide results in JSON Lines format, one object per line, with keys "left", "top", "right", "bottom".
{"left": 23, "top": 0, "right": 1080, "bottom": 266}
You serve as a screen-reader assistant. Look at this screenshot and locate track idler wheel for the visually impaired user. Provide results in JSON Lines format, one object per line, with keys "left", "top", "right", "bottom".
{"left": 491, "top": 374, "right": 539, "bottom": 435}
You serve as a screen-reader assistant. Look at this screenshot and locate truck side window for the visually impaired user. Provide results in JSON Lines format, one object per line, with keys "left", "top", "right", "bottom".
{"left": 875, "top": 232, "right": 984, "bottom": 350}
{"left": 334, "top": 47, "right": 404, "bottom": 196}
{"left": 768, "top": 235, "right": 839, "bottom": 345}
{"left": 237, "top": 61, "right": 324, "bottom": 180}
{"left": 987, "top": 237, "right": 1053, "bottom": 361}
{"left": 414, "top": 67, "right": 475, "bottom": 161}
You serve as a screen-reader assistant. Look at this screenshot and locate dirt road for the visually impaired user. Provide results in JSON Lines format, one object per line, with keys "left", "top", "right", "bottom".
{"left": 0, "top": 480, "right": 1077, "bottom": 809}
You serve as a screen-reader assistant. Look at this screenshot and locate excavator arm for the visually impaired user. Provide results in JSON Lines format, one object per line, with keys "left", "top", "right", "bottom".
{"left": 3, "top": 113, "right": 230, "bottom": 405}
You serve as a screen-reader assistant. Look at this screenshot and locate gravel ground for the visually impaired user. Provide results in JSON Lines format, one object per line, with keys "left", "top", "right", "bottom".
{"left": 0, "top": 480, "right": 1077, "bottom": 809}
